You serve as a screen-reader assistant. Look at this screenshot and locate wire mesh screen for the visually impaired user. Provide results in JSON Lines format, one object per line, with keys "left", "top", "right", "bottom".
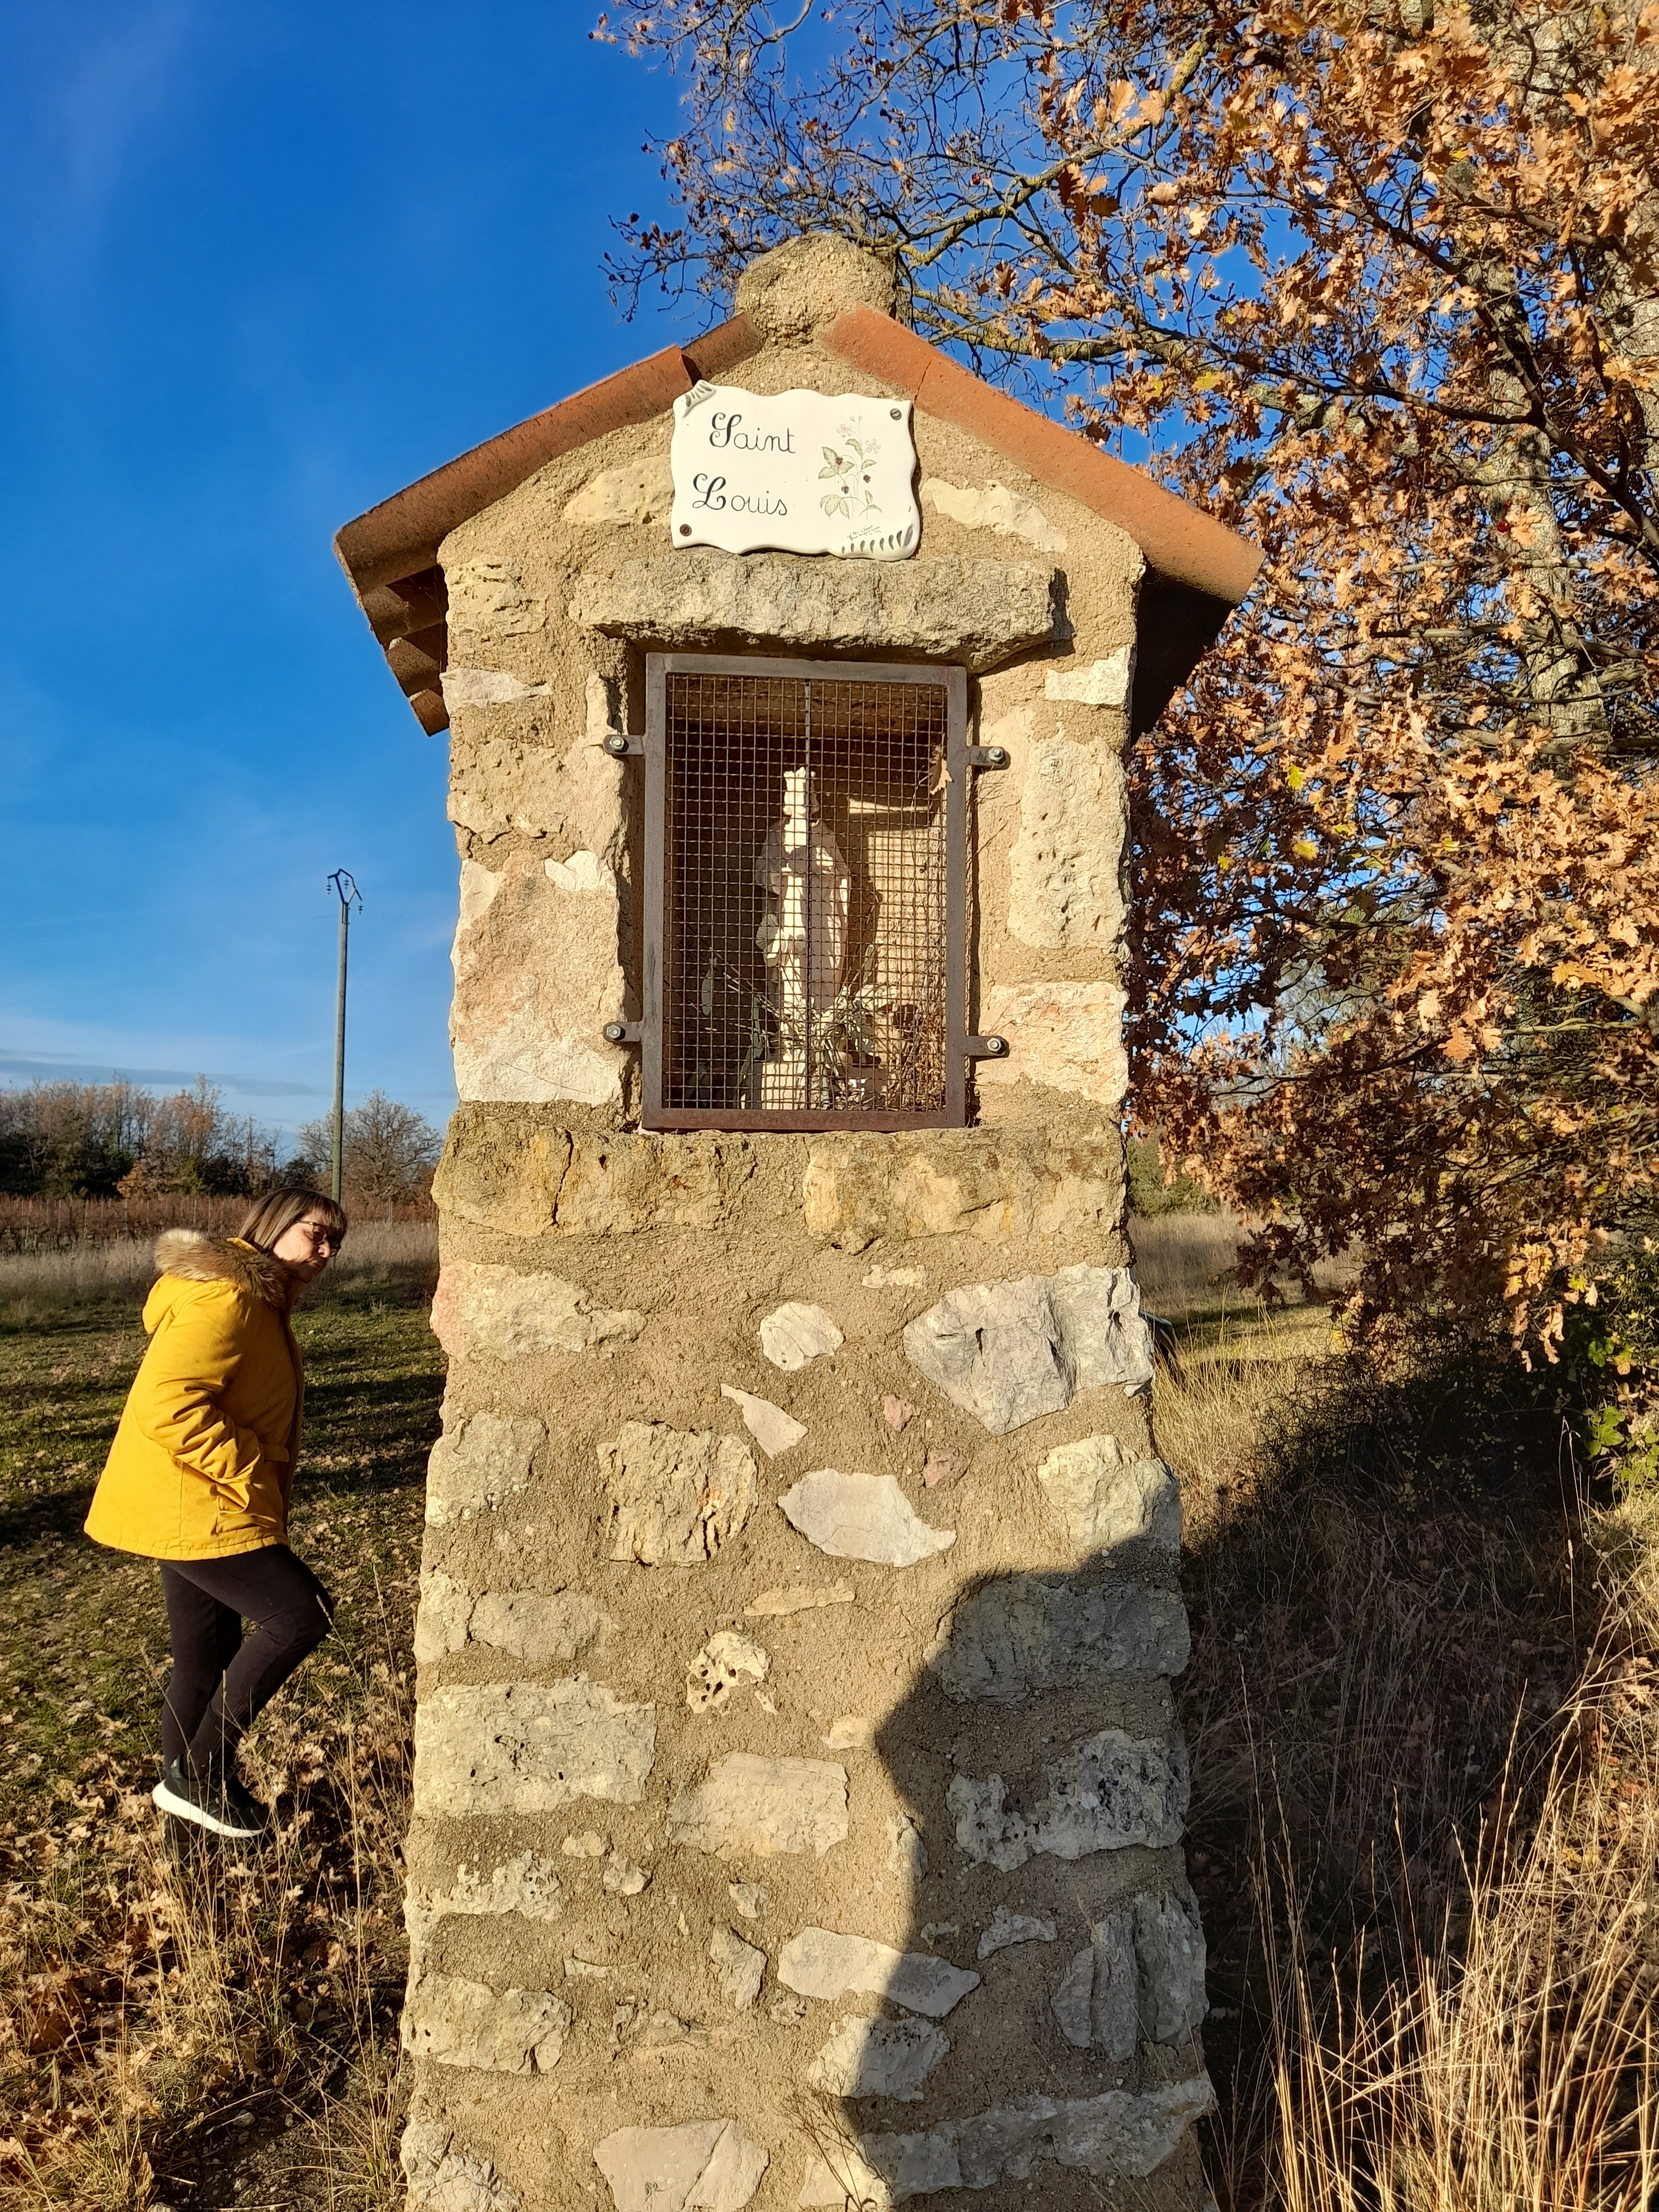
{"left": 644, "top": 654, "right": 965, "bottom": 1130}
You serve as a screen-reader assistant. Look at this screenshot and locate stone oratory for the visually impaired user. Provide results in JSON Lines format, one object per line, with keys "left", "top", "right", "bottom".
{"left": 335, "top": 236, "right": 1259, "bottom": 2212}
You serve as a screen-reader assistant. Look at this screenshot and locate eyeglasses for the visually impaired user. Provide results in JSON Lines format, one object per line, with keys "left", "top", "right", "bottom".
{"left": 297, "top": 1222, "right": 341, "bottom": 1251}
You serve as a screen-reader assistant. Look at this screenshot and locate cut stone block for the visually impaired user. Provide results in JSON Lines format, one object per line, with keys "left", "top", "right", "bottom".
{"left": 921, "top": 475, "right": 1066, "bottom": 554}
{"left": 425, "top": 1412, "right": 544, "bottom": 1527}
{"left": 1045, "top": 646, "right": 1135, "bottom": 706}
{"left": 926, "top": 1575, "right": 1190, "bottom": 1702}
{"left": 978, "top": 1907, "right": 1056, "bottom": 1960}
{"left": 466, "top": 1588, "right": 613, "bottom": 1666}
{"left": 447, "top": 730, "right": 622, "bottom": 854}
{"left": 709, "top": 1924, "right": 767, "bottom": 2011}
{"left": 974, "top": 978, "right": 1129, "bottom": 1109}
{"left": 1051, "top": 1910, "right": 1138, "bottom": 2058}
{"left": 759, "top": 1301, "right": 844, "bottom": 1371}
{"left": 593, "top": 2120, "right": 769, "bottom": 2212}
{"left": 449, "top": 851, "right": 625, "bottom": 1107}
{"left": 430, "top": 1264, "right": 643, "bottom": 1362}
{"left": 414, "top": 1569, "right": 473, "bottom": 1663}
{"left": 804, "top": 1131, "right": 1123, "bottom": 1253}
{"left": 902, "top": 1276, "right": 1073, "bottom": 1437}
{"left": 401, "top": 1971, "right": 571, "bottom": 2074}
{"left": 904, "top": 1266, "right": 1155, "bottom": 1433}
{"left": 779, "top": 1469, "right": 955, "bottom": 1568}
{"left": 1036, "top": 1436, "right": 1182, "bottom": 1559}
{"left": 444, "top": 668, "right": 550, "bottom": 707}
{"left": 564, "top": 458, "right": 672, "bottom": 526}
{"left": 1133, "top": 1887, "right": 1209, "bottom": 2044}
{"left": 1049, "top": 1264, "right": 1156, "bottom": 1394}
{"left": 810, "top": 2014, "right": 951, "bottom": 2102}
{"left": 687, "top": 1630, "right": 770, "bottom": 1714}
{"left": 446, "top": 556, "right": 543, "bottom": 640}
{"left": 405, "top": 1851, "right": 563, "bottom": 1959}
{"left": 744, "top": 1582, "right": 855, "bottom": 1618}
{"left": 720, "top": 1383, "right": 807, "bottom": 1458}
{"left": 667, "top": 1754, "right": 848, "bottom": 1859}
{"left": 797, "top": 2074, "right": 1214, "bottom": 2203}
{"left": 570, "top": 548, "right": 1063, "bottom": 675}
{"left": 1008, "top": 738, "right": 1126, "bottom": 952}
{"left": 778, "top": 1927, "right": 979, "bottom": 2018}
{"left": 413, "top": 1681, "right": 656, "bottom": 1818}
{"left": 601, "top": 1422, "right": 757, "bottom": 1567}
{"left": 946, "top": 1729, "right": 1190, "bottom": 1869}
{"left": 400, "top": 2118, "right": 520, "bottom": 2212}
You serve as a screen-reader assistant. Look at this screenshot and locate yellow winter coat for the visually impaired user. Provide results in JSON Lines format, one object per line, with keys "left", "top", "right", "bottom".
{"left": 84, "top": 1232, "right": 304, "bottom": 1561}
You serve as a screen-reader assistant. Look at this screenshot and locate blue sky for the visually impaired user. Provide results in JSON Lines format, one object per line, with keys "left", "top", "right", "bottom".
{"left": 1, "top": 4, "right": 709, "bottom": 1143}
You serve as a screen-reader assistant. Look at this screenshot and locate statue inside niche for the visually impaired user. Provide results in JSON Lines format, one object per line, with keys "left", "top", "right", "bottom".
{"left": 753, "top": 765, "right": 853, "bottom": 1108}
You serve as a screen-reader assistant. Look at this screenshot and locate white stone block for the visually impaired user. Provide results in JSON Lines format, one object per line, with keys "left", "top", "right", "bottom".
{"left": 430, "top": 1263, "right": 643, "bottom": 1363}
{"left": 405, "top": 1851, "right": 564, "bottom": 1960}
{"left": 401, "top": 1971, "right": 570, "bottom": 2074}
{"left": 759, "top": 1301, "right": 844, "bottom": 1370}
{"left": 744, "top": 1582, "right": 855, "bottom": 1618}
{"left": 977, "top": 1907, "right": 1056, "bottom": 1959}
{"left": 946, "top": 1729, "right": 1189, "bottom": 1869}
{"left": 777, "top": 1927, "right": 979, "bottom": 2018}
{"left": 446, "top": 556, "right": 543, "bottom": 640}
{"left": 450, "top": 851, "right": 625, "bottom": 1107}
{"left": 809, "top": 2014, "right": 950, "bottom": 2102}
{"left": 687, "top": 1630, "right": 770, "bottom": 1714}
{"left": 720, "top": 1383, "right": 807, "bottom": 1458}
{"left": 1008, "top": 738, "right": 1126, "bottom": 951}
{"left": 1134, "top": 1887, "right": 1208, "bottom": 2043}
{"left": 564, "top": 459, "right": 673, "bottom": 526}
{"left": 921, "top": 476, "right": 1066, "bottom": 553}
{"left": 467, "top": 1589, "right": 613, "bottom": 1666}
{"left": 443, "top": 667, "right": 552, "bottom": 708}
{"left": 414, "top": 1568, "right": 473, "bottom": 1663}
{"left": 667, "top": 1753, "right": 848, "bottom": 1859}
{"left": 974, "top": 979, "right": 1129, "bottom": 1109}
{"left": 413, "top": 1681, "right": 656, "bottom": 1818}
{"left": 926, "top": 1575, "right": 1190, "bottom": 1702}
{"left": 400, "top": 2119, "right": 519, "bottom": 2212}
{"left": 795, "top": 2073, "right": 1213, "bottom": 2203}
{"left": 902, "top": 1276, "right": 1073, "bottom": 1437}
{"left": 601, "top": 1422, "right": 757, "bottom": 1567}
{"left": 1044, "top": 646, "right": 1135, "bottom": 707}
{"left": 779, "top": 1469, "right": 955, "bottom": 1568}
{"left": 1037, "top": 1435, "right": 1181, "bottom": 1558}
{"left": 1049, "top": 1264, "right": 1156, "bottom": 1393}
{"left": 886, "top": 1813, "right": 928, "bottom": 1882}
{"left": 1051, "top": 1910, "right": 1138, "bottom": 2058}
{"left": 425, "top": 1411, "right": 544, "bottom": 1526}
{"left": 594, "top": 2120, "right": 769, "bottom": 2212}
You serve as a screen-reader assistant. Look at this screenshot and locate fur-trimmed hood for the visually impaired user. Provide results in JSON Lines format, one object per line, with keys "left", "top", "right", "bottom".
{"left": 154, "top": 1229, "right": 290, "bottom": 1308}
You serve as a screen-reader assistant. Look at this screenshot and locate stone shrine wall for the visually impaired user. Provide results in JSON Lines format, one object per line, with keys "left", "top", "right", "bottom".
{"left": 400, "top": 237, "right": 1211, "bottom": 2212}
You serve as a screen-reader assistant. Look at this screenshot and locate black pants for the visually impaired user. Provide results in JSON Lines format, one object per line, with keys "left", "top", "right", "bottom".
{"left": 159, "top": 1546, "right": 333, "bottom": 1774}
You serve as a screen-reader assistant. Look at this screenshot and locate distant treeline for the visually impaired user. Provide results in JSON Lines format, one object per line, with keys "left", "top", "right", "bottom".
{"left": 0, "top": 1079, "right": 442, "bottom": 1215}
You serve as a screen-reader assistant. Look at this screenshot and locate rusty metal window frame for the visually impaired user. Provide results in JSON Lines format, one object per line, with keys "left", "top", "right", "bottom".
{"left": 641, "top": 650, "right": 969, "bottom": 1133}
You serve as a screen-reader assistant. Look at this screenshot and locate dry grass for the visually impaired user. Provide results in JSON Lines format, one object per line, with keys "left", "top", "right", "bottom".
{"left": 0, "top": 1280, "right": 441, "bottom": 2208}
{"left": 0, "top": 1223, "right": 439, "bottom": 1314}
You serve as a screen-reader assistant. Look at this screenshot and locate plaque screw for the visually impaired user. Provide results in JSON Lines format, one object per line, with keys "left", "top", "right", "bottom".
{"left": 679, "top": 524, "right": 692, "bottom": 536}
{"left": 890, "top": 408, "right": 902, "bottom": 420}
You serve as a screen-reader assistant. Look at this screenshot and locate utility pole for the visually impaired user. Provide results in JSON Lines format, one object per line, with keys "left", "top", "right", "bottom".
{"left": 326, "top": 871, "right": 362, "bottom": 1204}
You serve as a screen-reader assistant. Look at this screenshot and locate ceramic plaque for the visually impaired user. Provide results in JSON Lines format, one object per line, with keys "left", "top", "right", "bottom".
{"left": 669, "top": 382, "right": 920, "bottom": 560}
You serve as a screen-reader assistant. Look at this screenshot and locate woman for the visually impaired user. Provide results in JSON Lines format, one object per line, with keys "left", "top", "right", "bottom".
{"left": 84, "top": 1187, "right": 347, "bottom": 1840}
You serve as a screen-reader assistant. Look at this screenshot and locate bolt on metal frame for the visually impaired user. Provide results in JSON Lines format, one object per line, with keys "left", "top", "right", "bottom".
{"left": 640, "top": 651, "right": 971, "bottom": 1131}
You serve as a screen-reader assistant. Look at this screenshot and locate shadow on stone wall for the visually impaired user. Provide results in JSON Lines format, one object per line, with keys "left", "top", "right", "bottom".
{"left": 789, "top": 1538, "right": 1214, "bottom": 2211}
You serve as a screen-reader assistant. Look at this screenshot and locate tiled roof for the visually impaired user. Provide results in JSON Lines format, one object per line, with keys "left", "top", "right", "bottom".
{"left": 336, "top": 308, "right": 1259, "bottom": 737}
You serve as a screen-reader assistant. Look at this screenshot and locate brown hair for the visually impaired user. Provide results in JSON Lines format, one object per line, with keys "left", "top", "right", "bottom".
{"left": 236, "top": 1187, "right": 349, "bottom": 1254}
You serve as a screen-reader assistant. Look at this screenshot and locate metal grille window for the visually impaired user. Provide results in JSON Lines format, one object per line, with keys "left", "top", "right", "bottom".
{"left": 641, "top": 653, "right": 968, "bottom": 1130}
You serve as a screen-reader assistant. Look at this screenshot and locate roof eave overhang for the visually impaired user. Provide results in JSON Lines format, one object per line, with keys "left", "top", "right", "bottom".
{"left": 335, "top": 307, "right": 1259, "bottom": 738}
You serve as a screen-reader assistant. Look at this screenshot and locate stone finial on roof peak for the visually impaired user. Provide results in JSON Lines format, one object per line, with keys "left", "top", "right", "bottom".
{"left": 736, "top": 232, "right": 898, "bottom": 340}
